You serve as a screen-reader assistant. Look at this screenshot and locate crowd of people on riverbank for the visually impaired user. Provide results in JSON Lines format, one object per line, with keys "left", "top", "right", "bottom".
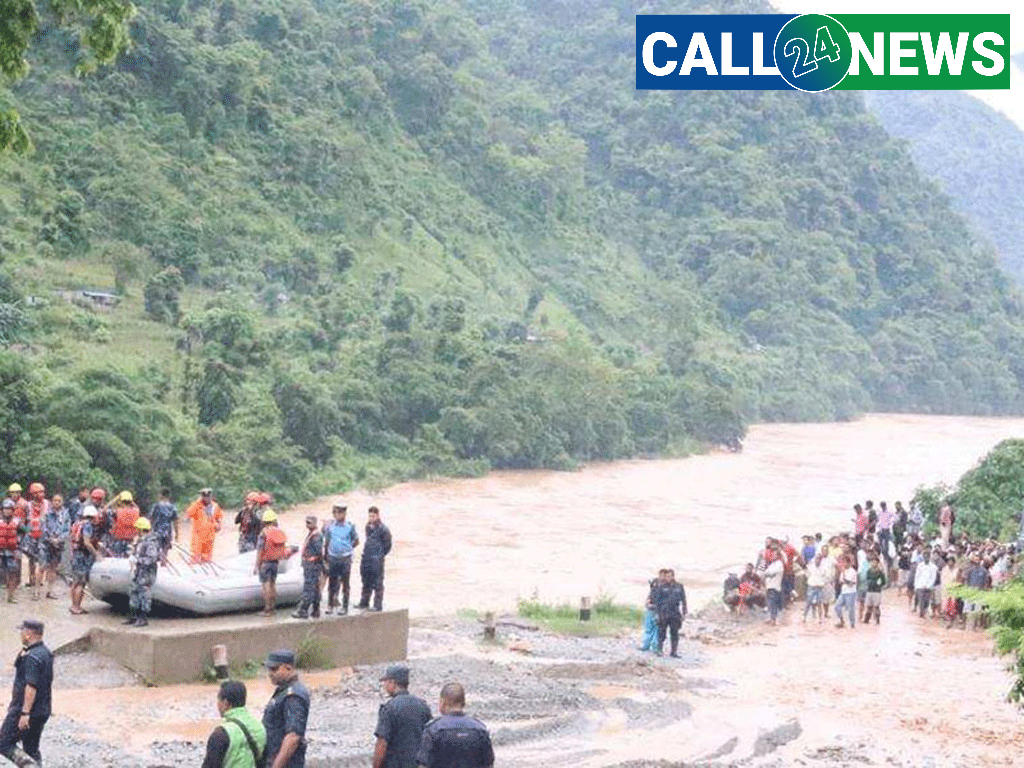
{"left": 0, "top": 482, "right": 394, "bottom": 626}
{"left": 716, "top": 499, "right": 1020, "bottom": 630}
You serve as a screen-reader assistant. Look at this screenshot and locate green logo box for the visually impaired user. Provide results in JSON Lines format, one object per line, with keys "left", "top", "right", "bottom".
{"left": 832, "top": 14, "right": 1010, "bottom": 90}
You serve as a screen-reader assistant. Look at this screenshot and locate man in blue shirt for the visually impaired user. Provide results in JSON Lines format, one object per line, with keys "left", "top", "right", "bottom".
{"left": 323, "top": 505, "right": 359, "bottom": 616}
{"left": 148, "top": 489, "right": 179, "bottom": 559}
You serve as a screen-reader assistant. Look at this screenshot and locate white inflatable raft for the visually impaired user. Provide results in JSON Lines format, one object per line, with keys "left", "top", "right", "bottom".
{"left": 89, "top": 549, "right": 304, "bottom": 615}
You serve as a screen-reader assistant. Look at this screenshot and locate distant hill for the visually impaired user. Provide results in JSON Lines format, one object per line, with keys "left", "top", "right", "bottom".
{"left": 3, "top": 0, "right": 1024, "bottom": 505}
{"left": 863, "top": 89, "right": 1024, "bottom": 284}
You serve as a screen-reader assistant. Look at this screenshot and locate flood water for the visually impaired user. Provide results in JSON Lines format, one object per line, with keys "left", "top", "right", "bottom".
{"left": 283, "top": 413, "right": 1024, "bottom": 615}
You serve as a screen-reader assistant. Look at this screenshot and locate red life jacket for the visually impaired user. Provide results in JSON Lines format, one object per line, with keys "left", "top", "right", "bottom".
{"left": 0, "top": 519, "right": 20, "bottom": 551}
{"left": 112, "top": 505, "right": 140, "bottom": 541}
{"left": 262, "top": 527, "right": 289, "bottom": 562}
{"left": 27, "top": 501, "right": 47, "bottom": 539}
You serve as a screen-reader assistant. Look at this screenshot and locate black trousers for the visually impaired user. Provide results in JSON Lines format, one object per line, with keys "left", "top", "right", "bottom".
{"left": 327, "top": 556, "right": 352, "bottom": 609}
{"left": 0, "top": 708, "right": 48, "bottom": 762}
{"left": 297, "top": 565, "right": 322, "bottom": 615}
{"left": 358, "top": 557, "right": 384, "bottom": 609}
{"left": 657, "top": 616, "right": 681, "bottom": 654}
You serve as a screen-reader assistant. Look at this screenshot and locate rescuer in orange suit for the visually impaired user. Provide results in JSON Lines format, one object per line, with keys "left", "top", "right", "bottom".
{"left": 186, "top": 487, "right": 223, "bottom": 563}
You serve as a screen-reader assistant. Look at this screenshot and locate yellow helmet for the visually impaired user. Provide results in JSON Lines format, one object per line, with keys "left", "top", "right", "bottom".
{"left": 7, "top": 484, "right": 22, "bottom": 493}
{"left": 134, "top": 517, "right": 151, "bottom": 531}
{"left": 118, "top": 490, "right": 134, "bottom": 502}
{"left": 261, "top": 510, "right": 278, "bottom": 523}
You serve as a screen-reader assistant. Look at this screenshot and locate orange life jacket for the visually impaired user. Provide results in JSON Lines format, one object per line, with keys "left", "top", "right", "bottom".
{"left": 262, "top": 527, "right": 289, "bottom": 562}
{"left": 112, "top": 505, "right": 140, "bottom": 540}
{"left": 0, "top": 519, "right": 20, "bottom": 551}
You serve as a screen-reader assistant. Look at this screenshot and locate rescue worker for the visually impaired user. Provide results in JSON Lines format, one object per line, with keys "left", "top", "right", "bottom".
{"left": 0, "top": 620, "right": 53, "bottom": 768}
{"left": 21, "top": 484, "right": 47, "bottom": 600}
{"left": 39, "top": 493, "right": 68, "bottom": 600}
{"left": 357, "top": 507, "right": 391, "bottom": 612}
{"left": 323, "top": 504, "right": 359, "bottom": 615}
{"left": 5, "top": 485, "right": 27, "bottom": 516}
{"left": 125, "top": 517, "right": 162, "bottom": 627}
{"left": 653, "top": 568, "right": 687, "bottom": 658}
{"left": 201, "top": 680, "right": 267, "bottom": 768}
{"left": 291, "top": 516, "right": 324, "bottom": 620}
{"left": 254, "top": 512, "right": 294, "bottom": 617}
{"left": 415, "top": 683, "right": 494, "bottom": 768}
{"left": 0, "top": 500, "right": 24, "bottom": 605}
{"left": 109, "top": 491, "right": 140, "bottom": 558}
{"left": 69, "top": 506, "right": 102, "bottom": 615}
{"left": 187, "top": 488, "right": 223, "bottom": 563}
{"left": 88, "top": 488, "right": 110, "bottom": 546}
{"left": 373, "top": 665, "right": 431, "bottom": 768}
{"left": 235, "top": 492, "right": 262, "bottom": 554}
{"left": 262, "top": 649, "right": 310, "bottom": 768}
{"left": 148, "top": 488, "right": 179, "bottom": 560}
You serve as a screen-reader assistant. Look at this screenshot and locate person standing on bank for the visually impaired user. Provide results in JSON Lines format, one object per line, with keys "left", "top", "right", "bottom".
{"left": 201, "top": 680, "right": 267, "bottom": 768}
{"left": 323, "top": 504, "right": 359, "bottom": 615}
{"left": 416, "top": 683, "right": 493, "bottom": 768}
{"left": 0, "top": 620, "right": 53, "bottom": 768}
{"left": 125, "top": 517, "right": 162, "bottom": 627}
{"left": 262, "top": 650, "right": 310, "bottom": 768}
{"left": 292, "top": 516, "right": 324, "bottom": 620}
{"left": 374, "top": 665, "right": 431, "bottom": 768}
{"left": 357, "top": 507, "right": 391, "bottom": 612}
{"left": 654, "top": 568, "right": 687, "bottom": 657}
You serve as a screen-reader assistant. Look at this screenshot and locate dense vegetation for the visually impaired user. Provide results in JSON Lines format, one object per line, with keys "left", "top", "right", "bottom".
{"left": 865, "top": 90, "right": 1024, "bottom": 286}
{"left": 3, "top": 0, "right": 1024, "bottom": 507}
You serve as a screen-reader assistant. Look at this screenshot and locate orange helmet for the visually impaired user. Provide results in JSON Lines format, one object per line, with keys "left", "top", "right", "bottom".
{"left": 245, "top": 491, "right": 259, "bottom": 504}
{"left": 28, "top": 482, "right": 45, "bottom": 495}
{"left": 90, "top": 488, "right": 106, "bottom": 502}
{"left": 258, "top": 492, "right": 272, "bottom": 505}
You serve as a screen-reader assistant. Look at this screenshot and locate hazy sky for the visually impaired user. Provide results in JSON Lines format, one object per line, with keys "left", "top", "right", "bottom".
{"left": 772, "top": 0, "right": 1024, "bottom": 129}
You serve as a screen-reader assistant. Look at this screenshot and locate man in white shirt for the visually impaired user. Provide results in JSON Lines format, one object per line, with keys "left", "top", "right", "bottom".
{"left": 803, "top": 551, "right": 828, "bottom": 624}
{"left": 913, "top": 551, "right": 939, "bottom": 619}
{"left": 834, "top": 555, "right": 858, "bottom": 629}
{"left": 763, "top": 546, "right": 785, "bottom": 626}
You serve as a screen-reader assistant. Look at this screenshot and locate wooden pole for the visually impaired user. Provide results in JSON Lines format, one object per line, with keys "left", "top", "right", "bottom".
{"left": 212, "top": 644, "right": 229, "bottom": 680}
{"left": 579, "top": 596, "right": 591, "bottom": 621}
{"left": 483, "top": 611, "right": 496, "bottom": 640}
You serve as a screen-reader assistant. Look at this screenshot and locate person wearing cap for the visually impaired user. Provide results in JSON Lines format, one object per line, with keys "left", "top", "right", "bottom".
{"left": 5, "top": 486, "right": 27, "bottom": 517}
{"left": 235, "top": 493, "right": 262, "bottom": 554}
{"left": 202, "top": 680, "right": 267, "bottom": 768}
{"left": 262, "top": 650, "right": 310, "bottom": 768}
{"left": 323, "top": 504, "right": 359, "bottom": 616}
{"left": 69, "top": 504, "right": 102, "bottom": 615}
{"left": 186, "top": 488, "right": 223, "bottom": 564}
{"left": 254, "top": 512, "right": 295, "bottom": 617}
{"left": 109, "top": 491, "right": 141, "bottom": 558}
{"left": 125, "top": 517, "right": 162, "bottom": 627}
{"left": 0, "top": 619, "right": 53, "bottom": 768}
{"left": 374, "top": 665, "right": 431, "bottom": 768}
{"left": 148, "top": 488, "right": 179, "bottom": 559}
{"left": 357, "top": 507, "right": 392, "bottom": 612}
{"left": 291, "top": 516, "right": 325, "bottom": 620}
{"left": 415, "top": 682, "right": 493, "bottom": 768}
{"left": 0, "top": 501, "right": 25, "bottom": 605}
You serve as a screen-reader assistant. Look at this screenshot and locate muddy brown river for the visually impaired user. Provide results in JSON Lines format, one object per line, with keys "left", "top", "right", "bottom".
{"left": 287, "top": 412, "right": 1024, "bottom": 614}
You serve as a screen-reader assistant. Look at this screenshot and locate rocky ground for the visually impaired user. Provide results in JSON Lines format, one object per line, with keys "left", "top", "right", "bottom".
{"left": 3, "top": 597, "right": 1021, "bottom": 768}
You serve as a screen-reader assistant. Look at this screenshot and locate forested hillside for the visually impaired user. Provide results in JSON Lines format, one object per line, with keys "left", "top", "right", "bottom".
{"left": 3, "top": 0, "right": 1024, "bottom": 507}
{"left": 865, "top": 89, "right": 1024, "bottom": 286}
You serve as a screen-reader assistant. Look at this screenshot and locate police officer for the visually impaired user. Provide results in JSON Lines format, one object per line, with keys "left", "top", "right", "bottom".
{"left": 654, "top": 567, "right": 687, "bottom": 658}
{"left": 262, "top": 649, "right": 310, "bottom": 768}
{"left": 148, "top": 488, "right": 179, "bottom": 559}
{"left": 126, "top": 517, "right": 161, "bottom": 627}
{"left": 0, "top": 619, "right": 53, "bottom": 768}
{"left": 357, "top": 506, "right": 392, "bottom": 612}
{"left": 291, "top": 516, "right": 324, "bottom": 620}
{"left": 416, "top": 683, "right": 493, "bottom": 768}
{"left": 374, "top": 665, "right": 431, "bottom": 768}
{"left": 323, "top": 504, "right": 359, "bottom": 615}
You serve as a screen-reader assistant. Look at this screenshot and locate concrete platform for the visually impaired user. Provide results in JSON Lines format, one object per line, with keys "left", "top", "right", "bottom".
{"left": 87, "top": 609, "right": 408, "bottom": 685}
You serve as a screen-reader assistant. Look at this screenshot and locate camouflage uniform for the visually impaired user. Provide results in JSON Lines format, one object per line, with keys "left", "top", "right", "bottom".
{"left": 129, "top": 533, "right": 162, "bottom": 616}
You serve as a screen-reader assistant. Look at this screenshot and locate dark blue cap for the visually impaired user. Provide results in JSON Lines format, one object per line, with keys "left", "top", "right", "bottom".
{"left": 265, "top": 649, "right": 295, "bottom": 667}
{"left": 380, "top": 664, "right": 409, "bottom": 686}
{"left": 18, "top": 620, "right": 43, "bottom": 633}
